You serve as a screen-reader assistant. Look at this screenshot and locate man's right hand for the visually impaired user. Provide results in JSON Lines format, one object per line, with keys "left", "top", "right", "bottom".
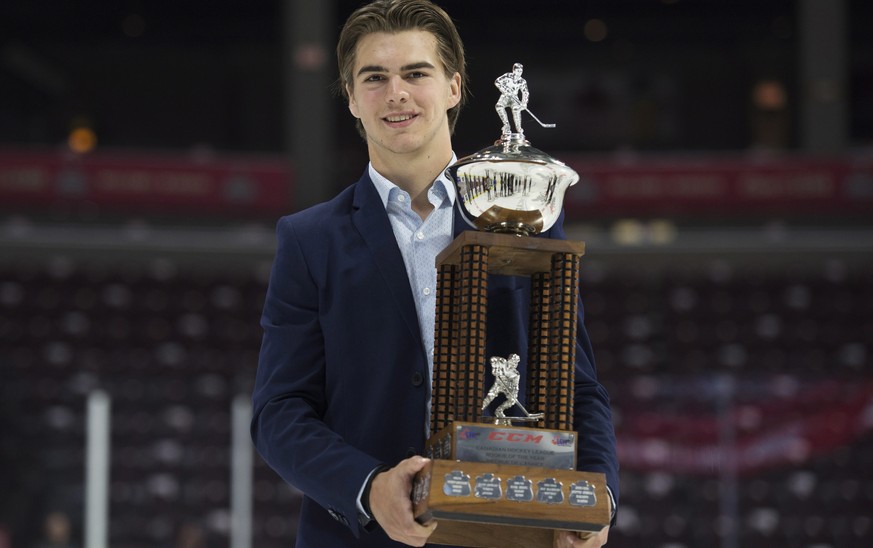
{"left": 369, "top": 456, "right": 438, "bottom": 546}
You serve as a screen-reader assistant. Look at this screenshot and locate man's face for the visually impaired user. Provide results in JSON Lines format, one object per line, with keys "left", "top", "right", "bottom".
{"left": 347, "top": 30, "right": 461, "bottom": 164}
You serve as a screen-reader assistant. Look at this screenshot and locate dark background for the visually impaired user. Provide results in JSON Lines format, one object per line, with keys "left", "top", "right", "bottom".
{"left": 2, "top": 0, "right": 871, "bottom": 154}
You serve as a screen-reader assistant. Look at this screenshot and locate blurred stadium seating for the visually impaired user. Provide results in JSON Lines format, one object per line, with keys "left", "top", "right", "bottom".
{"left": 1, "top": 225, "right": 870, "bottom": 547}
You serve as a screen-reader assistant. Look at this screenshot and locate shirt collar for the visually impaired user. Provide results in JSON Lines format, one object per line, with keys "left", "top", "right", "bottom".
{"left": 369, "top": 155, "right": 457, "bottom": 210}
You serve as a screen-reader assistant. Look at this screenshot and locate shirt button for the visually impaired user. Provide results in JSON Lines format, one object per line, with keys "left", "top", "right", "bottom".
{"left": 416, "top": 231, "right": 424, "bottom": 240}
{"left": 423, "top": 287, "right": 431, "bottom": 296}
{"left": 397, "top": 194, "right": 406, "bottom": 203}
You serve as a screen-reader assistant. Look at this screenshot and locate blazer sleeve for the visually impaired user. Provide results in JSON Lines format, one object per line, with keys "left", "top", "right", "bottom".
{"left": 546, "top": 212, "right": 620, "bottom": 515}
{"left": 250, "top": 215, "right": 380, "bottom": 536}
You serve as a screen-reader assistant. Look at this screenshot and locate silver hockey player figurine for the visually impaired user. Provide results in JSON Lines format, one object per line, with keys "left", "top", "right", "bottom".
{"left": 495, "top": 63, "right": 529, "bottom": 136}
{"left": 495, "top": 63, "right": 555, "bottom": 139}
{"left": 481, "top": 354, "right": 544, "bottom": 424}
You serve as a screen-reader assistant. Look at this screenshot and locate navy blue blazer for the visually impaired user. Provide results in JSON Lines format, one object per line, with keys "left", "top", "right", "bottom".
{"left": 251, "top": 170, "right": 619, "bottom": 547}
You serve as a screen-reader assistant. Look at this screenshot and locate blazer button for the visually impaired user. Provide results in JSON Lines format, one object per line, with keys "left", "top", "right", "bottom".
{"left": 411, "top": 372, "right": 424, "bottom": 386}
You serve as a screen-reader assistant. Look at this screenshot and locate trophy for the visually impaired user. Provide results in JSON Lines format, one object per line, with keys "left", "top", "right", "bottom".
{"left": 412, "top": 64, "right": 610, "bottom": 547}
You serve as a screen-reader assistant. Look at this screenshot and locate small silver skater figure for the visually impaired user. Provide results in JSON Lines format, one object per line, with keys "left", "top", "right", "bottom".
{"left": 495, "top": 63, "right": 529, "bottom": 137}
{"left": 481, "top": 354, "right": 543, "bottom": 422}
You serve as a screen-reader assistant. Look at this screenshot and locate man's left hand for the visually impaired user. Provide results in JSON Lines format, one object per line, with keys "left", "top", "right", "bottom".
{"left": 555, "top": 526, "right": 609, "bottom": 548}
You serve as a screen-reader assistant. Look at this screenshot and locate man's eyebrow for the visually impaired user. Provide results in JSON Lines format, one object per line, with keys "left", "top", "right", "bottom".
{"left": 401, "top": 62, "right": 436, "bottom": 72}
{"left": 356, "top": 61, "right": 436, "bottom": 76}
{"left": 357, "top": 65, "right": 387, "bottom": 76}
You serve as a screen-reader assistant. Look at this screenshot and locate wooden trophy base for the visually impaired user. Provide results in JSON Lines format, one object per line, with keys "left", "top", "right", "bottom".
{"left": 413, "top": 459, "right": 609, "bottom": 548}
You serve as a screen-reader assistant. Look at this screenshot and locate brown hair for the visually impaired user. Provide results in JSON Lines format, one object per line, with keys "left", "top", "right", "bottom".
{"left": 336, "top": 0, "right": 469, "bottom": 136}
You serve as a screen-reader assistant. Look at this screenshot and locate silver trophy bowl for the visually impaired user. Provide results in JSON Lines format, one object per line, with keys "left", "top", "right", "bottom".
{"left": 446, "top": 134, "right": 578, "bottom": 236}
{"left": 446, "top": 63, "right": 579, "bottom": 236}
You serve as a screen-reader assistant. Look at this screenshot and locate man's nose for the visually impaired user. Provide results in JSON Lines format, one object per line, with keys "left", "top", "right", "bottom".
{"left": 386, "top": 75, "right": 408, "bottom": 103}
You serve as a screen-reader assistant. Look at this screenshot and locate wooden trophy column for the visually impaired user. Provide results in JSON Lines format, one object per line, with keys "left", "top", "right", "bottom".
{"left": 430, "top": 231, "right": 583, "bottom": 434}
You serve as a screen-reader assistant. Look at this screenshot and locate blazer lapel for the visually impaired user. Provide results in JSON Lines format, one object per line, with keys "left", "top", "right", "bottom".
{"left": 350, "top": 172, "right": 424, "bottom": 347}
{"left": 452, "top": 202, "right": 469, "bottom": 238}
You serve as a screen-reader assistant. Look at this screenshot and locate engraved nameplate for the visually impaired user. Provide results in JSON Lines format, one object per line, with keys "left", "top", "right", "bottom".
{"left": 506, "top": 475, "right": 534, "bottom": 502}
{"left": 431, "top": 434, "right": 451, "bottom": 460}
{"left": 413, "top": 471, "right": 431, "bottom": 505}
{"left": 444, "top": 470, "right": 472, "bottom": 497}
{"left": 474, "top": 473, "right": 503, "bottom": 500}
{"left": 536, "top": 478, "right": 564, "bottom": 504}
{"left": 569, "top": 480, "right": 597, "bottom": 507}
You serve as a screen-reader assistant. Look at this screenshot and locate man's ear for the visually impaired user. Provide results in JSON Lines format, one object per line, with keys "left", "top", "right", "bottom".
{"left": 347, "top": 84, "right": 360, "bottom": 118}
{"left": 447, "top": 72, "right": 461, "bottom": 109}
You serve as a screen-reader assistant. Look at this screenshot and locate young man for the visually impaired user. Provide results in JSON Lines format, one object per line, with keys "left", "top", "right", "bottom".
{"left": 251, "top": 2, "right": 618, "bottom": 547}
